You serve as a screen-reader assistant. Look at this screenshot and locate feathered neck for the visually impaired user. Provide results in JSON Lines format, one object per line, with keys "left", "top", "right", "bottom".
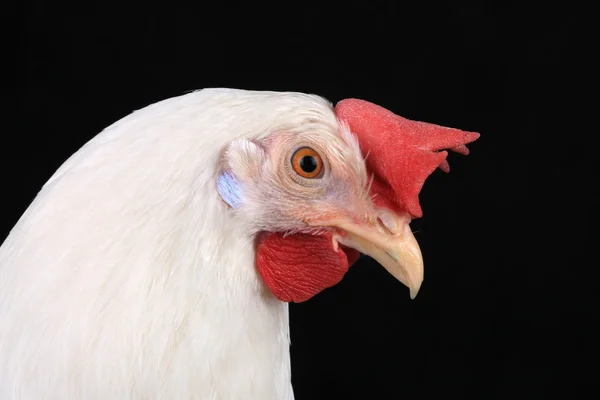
{"left": 0, "top": 88, "right": 304, "bottom": 398}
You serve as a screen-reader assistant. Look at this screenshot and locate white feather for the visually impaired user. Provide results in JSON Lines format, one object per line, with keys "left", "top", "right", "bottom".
{"left": 0, "top": 88, "right": 339, "bottom": 399}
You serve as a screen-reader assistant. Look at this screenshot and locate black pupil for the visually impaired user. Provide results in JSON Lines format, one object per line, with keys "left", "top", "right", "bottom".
{"left": 299, "top": 155, "right": 318, "bottom": 173}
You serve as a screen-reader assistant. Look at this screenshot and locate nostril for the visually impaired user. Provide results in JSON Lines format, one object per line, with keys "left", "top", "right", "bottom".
{"left": 376, "top": 210, "right": 402, "bottom": 235}
{"left": 376, "top": 216, "right": 392, "bottom": 235}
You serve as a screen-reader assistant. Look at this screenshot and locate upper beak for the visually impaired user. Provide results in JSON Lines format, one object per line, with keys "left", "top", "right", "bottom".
{"left": 331, "top": 210, "right": 424, "bottom": 299}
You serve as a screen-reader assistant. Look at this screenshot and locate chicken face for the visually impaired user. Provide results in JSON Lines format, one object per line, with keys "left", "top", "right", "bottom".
{"left": 217, "top": 98, "right": 479, "bottom": 303}
{"left": 217, "top": 124, "right": 370, "bottom": 236}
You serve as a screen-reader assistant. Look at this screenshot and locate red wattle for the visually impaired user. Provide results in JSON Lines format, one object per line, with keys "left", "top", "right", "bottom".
{"left": 256, "top": 232, "right": 359, "bottom": 303}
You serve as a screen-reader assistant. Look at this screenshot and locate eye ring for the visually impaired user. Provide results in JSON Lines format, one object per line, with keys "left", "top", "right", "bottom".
{"left": 291, "top": 147, "right": 324, "bottom": 179}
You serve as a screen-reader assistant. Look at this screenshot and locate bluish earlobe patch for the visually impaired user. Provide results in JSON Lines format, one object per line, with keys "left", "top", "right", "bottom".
{"left": 217, "top": 171, "right": 243, "bottom": 208}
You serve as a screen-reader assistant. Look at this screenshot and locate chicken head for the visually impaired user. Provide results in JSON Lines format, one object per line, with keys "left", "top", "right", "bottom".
{"left": 217, "top": 98, "right": 479, "bottom": 303}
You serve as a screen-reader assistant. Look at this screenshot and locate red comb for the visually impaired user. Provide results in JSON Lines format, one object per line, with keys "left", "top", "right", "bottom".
{"left": 335, "top": 99, "right": 480, "bottom": 218}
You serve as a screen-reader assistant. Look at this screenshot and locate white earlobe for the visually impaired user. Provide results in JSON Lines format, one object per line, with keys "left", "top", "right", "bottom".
{"left": 222, "top": 138, "right": 268, "bottom": 182}
{"left": 217, "top": 139, "right": 268, "bottom": 208}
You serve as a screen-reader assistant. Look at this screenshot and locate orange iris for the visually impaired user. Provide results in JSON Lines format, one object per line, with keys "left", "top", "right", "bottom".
{"left": 291, "top": 147, "right": 323, "bottom": 179}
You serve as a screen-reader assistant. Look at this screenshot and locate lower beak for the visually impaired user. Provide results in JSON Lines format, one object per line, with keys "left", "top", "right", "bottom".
{"left": 332, "top": 211, "right": 424, "bottom": 299}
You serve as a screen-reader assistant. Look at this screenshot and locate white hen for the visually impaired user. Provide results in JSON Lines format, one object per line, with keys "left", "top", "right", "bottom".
{"left": 0, "top": 88, "right": 480, "bottom": 399}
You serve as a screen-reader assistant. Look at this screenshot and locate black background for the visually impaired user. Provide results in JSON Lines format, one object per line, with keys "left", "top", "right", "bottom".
{"left": 9, "top": 1, "right": 595, "bottom": 399}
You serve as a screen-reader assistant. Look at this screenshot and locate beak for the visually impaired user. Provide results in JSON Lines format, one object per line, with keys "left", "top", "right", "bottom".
{"left": 331, "top": 210, "right": 424, "bottom": 299}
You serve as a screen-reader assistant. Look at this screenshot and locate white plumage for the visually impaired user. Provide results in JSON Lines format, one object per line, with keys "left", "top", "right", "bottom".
{"left": 0, "top": 89, "right": 343, "bottom": 399}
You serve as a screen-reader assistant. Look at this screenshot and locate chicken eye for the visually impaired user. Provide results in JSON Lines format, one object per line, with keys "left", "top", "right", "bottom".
{"left": 291, "top": 147, "right": 324, "bottom": 179}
